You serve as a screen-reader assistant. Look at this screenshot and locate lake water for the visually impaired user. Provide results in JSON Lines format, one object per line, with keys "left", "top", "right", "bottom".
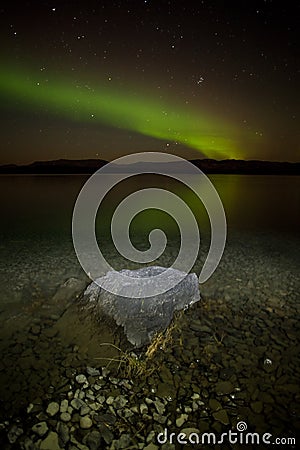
{"left": 0, "top": 174, "right": 299, "bottom": 445}
{"left": 0, "top": 174, "right": 299, "bottom": 305}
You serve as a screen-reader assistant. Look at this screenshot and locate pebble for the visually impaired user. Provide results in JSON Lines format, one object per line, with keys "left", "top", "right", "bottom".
{"left": 60, "top": 412, "right": 71, "bottom": 422}
{"left": 176, "top": 413, "right": 188, "bottom": 427}
{"left": 60, "top": 399, "right": 69, "bottom": 413}
{"left": 209, "top": 398, "right": 222, "bottom": 411}
{"left": 83, "top": 430, "right": 101, "bottom": 450}
{"left": 153, "top": 413, "right": 167, "bottom": 424}
{"left": 46, "top": 402, "right": 59, "bottom": 417}
{"left": 80, "top": 415, "right": 93, "bottom": 429}
{"left": 40, "top": 431, "right": 61, "bottom": 450}
{"left": 30, "top": 324, "right": 41, "bottom": 335}
{"left": 140, "top": 403, "right": 148, "bottom": 414}
{"left": 113, "top": 433, "right": 131, "bottom": 449}
{"left": 57, "top": 422, "right": 69, "bottom": 445}
{"left": 181, "top": 428, "right": 200, "bottom": 438}
{"left": 144, "top": 444, "right": 159, "bottom": 450}
{"left": 7, "top": 425, "right": 23, "bottom": 444}
{"left": 76, "top": 374, "right": 88, "bottom": 384}
{"left": 32, "top": 421, "right": 48, "bottom": 437}
{"left": 213, "top": 409, "right": 230, "bottom": 425}
{"left": 215, "top": 381, "right": 234, "bottom": 395}
{"left": 86, "top": 366, "right": 100, "bottom": 376}
{"left": 71, "top": 398, "right": 86, "bottom": 410}
{"left": 154, "top": 399, "right": 165, "bottom": 415}
{"left": 251, "top": 401, "right": 263, "bottom": 414}
{"left": 106, "top": 396, "right": 115, "bottom": 405}
{"left": 80, "top": 404, "right": 91, "bottom": 416}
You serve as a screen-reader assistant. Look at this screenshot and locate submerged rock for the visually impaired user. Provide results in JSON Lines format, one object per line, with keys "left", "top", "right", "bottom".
{"left": 83, "top": 266, "right": 200, "bottom": 347}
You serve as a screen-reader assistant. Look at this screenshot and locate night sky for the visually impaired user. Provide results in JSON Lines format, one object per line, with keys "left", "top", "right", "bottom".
{"left": 0, "top": 0, "right": 298, "bottom": 164}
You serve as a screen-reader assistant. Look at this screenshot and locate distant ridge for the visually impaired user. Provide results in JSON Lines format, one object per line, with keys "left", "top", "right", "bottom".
{"left": 0, "top": 158, "right": 299, "bottom": 175}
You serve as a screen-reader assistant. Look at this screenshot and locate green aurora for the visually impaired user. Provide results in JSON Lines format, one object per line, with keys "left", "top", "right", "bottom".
{"left": 0, "top": 67, "right": 242, "bottom": 159}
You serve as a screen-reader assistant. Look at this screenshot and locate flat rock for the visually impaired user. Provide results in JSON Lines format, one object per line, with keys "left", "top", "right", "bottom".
{"left": 213, "top": 409, "right": 230, "bottom": 425}
{"left": 209, "top": 399, "right": 222, "bottom": 411}
{"left": 83, "top": 431, "right": 101, "bottom": 450}
{"left": 83, "top": 266, "right": 200, "bottom": 347}
{"left": 40, "top": 431, "right": 61, "bottom": 450}
{"left": 215, "top": 381, "right": 234, "bottom": 395}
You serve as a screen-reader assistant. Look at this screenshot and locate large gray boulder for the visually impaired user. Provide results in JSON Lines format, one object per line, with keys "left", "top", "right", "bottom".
{"left": 83, "top": 266, "right": 200, "bottom": 347}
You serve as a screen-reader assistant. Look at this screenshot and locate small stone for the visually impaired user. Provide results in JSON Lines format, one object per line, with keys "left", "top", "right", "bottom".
{"left": 30, "top": 324, "right": 41, "bottom": 335}
{"left": 86, "top": 392, "right": 95, "bottom": 401}
{"left": 27, "top": 403, "right": 34, "bottom": 414}
{"left": 96, "top": 395, "right": 106, "bottom": 404}
{"left": 98, "top": 422, "right": 114, "bottom": 444}
{"left": 60, "top": 412, "right": 71, "bottom": 422}
{"left": 112, "top": 433, "right": 131, "bottom": 449}
{"left": 154, "top": 399, "right": 165, "bottom": 415}
{"left": 146, "top": 431, "right": 156, "bottom": 443}
{"left": 184, "top": 406, "right": 192, "bottom": 414}
{"left": 57, "top": 422, "right": 69, "bottom": 444}
{"left": 46, "top": 402, "right": 60, "bottom": 417}
{"left": 156, "top": 382, "right": 173, "bottom": 398}
{"left": 213, "top": 409, "right": 230, "bottom": 425}
{"left": 7, "top": 425, "right": 23, "bottom": 444}
{"left": 106, "top": 396, "right": 114, "bottom": 405}
{"left": 209, "top": 399, "right": 222, "bottom": 411}
{"left": 44, "top": 327, "right": 58, "bottom": 338}
{"left": 102, "top": 367, "right": 110, "bottom": 377}
{"left": 32, "top": 421, "right": 48, "bottom": 437}
{"left": 161, "top": 444, "right": 175, "bottom": 450}
{"left": 251, "top": 401, "right": 263, "bottom": 414}
{"left": 80, "top": 405, "right": 91, "bottom": 416}
{"left": 76, "top": 374, "right": 88, "bottom": 384}
{"left": 40, "top": 431, "right": 60, "bottom": 450}
{"left": 76, "top": 389, "right": 86, "bottom": 400}
{"left": 153, "top": 413, "right": 167, "bottom": 424}
{"left": 87, "top": 366, "right": 100, "bottom": 376}
{"left": 71, "top": 398, "right": 86, "bottom": 410}
{"left": 140, "top": 403, "right": 148, "bottom": 414}
{"left": 144, "top": 444, "right": 159, "bottom": 450}
{"left": 176, "top": 413, "right": 188, "bottom": 427}
{"left": 60, "top": 399, "right": 69, "bottom": 413}
{"left": 83, "top": 430, "right": 101, "bottom": 450}
{"left": 22, "top": 437, "right": 36, "bottom": 450}
{"left": 215, "top": 381, "right": 234, "bottom": 395}
{"left": 80, "top": 416, "right": 93, "bottom": 429}
{"left": 115, "top": 395, "right": 128, "bottom": 408}
{"left": 89, "top": 403, "right": 101, "bottom": 411}
{"left": 181, "top": 428, "right": 200, "bottom": 438}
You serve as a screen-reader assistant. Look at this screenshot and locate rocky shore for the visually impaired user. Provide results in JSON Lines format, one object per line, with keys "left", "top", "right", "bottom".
{"left": 0, "top": 232, "right": 299, "bottom": 449}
